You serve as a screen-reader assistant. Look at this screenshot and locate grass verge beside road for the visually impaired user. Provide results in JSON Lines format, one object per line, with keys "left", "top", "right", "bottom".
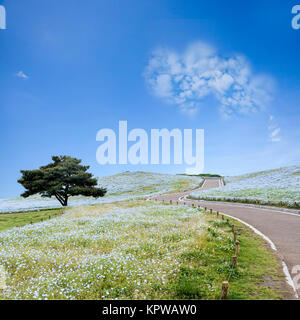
{"left": 175, "top": 210, "right": 290, "bottom": 299}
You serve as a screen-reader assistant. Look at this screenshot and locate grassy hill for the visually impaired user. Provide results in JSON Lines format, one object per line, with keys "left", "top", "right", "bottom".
{"left": 190, "top": 166, "right": 300, "bottom": 208}
{"left": 0, "top": 171, "right": 202, "bottom": 213}
{"left": 0, "top": 170, "right": 293, "bottom": 300}
{"left": 0, "top": 201, "right": 288, "bottom": 300}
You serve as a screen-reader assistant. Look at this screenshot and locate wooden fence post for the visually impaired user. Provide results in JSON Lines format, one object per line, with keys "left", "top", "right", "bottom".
{"left": 232, "top": 255, "right": 237, "bottom": 268}
{"left": 235, "top": 241, "right": 240, "bottom": 255}
{"left": 221, "top": 281, "right": 229, "bottom": 299}
{"left": 234, "top": 232, "right": 237, "bottom": 242}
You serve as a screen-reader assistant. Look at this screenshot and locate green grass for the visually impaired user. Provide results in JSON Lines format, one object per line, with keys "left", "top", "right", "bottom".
{"left": 181, "top": 173, "right": 222, "bottom": 178}
{"left": 171, "top": 211, "right": 288, "bottom": 299}
{"left": 0, "top": 208, "right": 64, "bottom": 232}
{"left": 0, "top": 202, "right": 288, "bottom": 300}
{"left": 104, "top": 178, "right": 200, "bottom": 197}
{"left": 164, "top": 179, "right": 202, "bottom": 193}
{"left": 198, "top": 174, "right": 222, "bottom": 178}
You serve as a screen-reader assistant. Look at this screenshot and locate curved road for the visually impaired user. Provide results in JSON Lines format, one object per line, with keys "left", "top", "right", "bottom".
{"left": 151, "top": 178, "right": 300, "bottom": 298}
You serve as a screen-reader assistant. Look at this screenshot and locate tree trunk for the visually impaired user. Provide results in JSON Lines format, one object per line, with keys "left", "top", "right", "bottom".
{"left": 63, "top": 197, "right": 68, "bottom": 207}
{"left": 54, "top": 193, "right": 68, "bottom": 207}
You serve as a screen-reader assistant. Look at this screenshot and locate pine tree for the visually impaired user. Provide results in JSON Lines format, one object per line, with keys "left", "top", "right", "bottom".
{"left": 18, "top": 156, "right": 106, "bottom": 206}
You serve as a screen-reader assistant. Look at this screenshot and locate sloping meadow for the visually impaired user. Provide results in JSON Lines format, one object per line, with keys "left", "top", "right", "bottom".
{"left": 190, "top": 166, "right": 300, "bottom": 208}
{"left": 0, "top": 201, "right": 207, "bottom": 299}
{"left": 0, "top": 200, "right": 288, "bottom": 300}
{"left": 0, "top": 172, "right": 202, "bottom": 213}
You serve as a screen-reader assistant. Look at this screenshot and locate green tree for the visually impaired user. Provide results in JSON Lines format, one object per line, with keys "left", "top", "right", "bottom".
{"left": 18, "top": 156, "right": 107, "bottom": 206}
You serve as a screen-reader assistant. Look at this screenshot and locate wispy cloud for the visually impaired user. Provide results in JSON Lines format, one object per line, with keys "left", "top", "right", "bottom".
{"left": 268, "top": 115, "right": 281, "bottom": 142}
{"left": 16, "top": 71, "right": 29, "bottom": 79}
{"left": 144, "top": 41, "right": 274, "bottom": 117}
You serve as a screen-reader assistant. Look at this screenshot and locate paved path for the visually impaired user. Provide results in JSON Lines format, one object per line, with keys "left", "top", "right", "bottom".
{"left": 150, "top": 178, "right": 300, "bottom": 298}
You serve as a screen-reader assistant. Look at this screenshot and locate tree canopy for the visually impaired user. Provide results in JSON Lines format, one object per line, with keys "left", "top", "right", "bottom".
{"left": 18, "top": 156, "right": 107, "bottom": 206}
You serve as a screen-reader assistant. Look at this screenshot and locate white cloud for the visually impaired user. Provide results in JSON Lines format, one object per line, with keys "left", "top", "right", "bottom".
{"left": 16, "top": 71, "right": 29, "bottom": 79}
{"left": 268, "top": 115, "right": 281, "bottom": 142}
{"left": 144, "top": 41, "right": 274, "bottom": 117}
{"left": 154, "top": 74, "right": 172, "bottom": 98}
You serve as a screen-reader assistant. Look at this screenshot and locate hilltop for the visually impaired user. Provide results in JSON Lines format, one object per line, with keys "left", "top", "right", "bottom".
{"left": 0, "top": 171, "right": 202, "bottom": 213}
{"left": 190, "top": 166, "right": 300, "bottom": 208}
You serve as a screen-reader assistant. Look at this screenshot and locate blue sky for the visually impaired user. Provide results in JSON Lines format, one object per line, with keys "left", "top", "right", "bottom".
{"left": 0, "top": 0, "right": 300, "bottom": 197}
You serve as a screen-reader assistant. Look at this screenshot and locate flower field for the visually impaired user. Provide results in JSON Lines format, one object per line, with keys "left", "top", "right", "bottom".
{"left": 0, "top": 201, "right": 286, "bottom": 300}
{"left": 190, "top": 166, "right": 300, "bottom": 208}
{"left": 0, "top": 169, "right": 294, "bottom": 300}
{"left": 0, "top": 171, "right": 202, "bottom": 213}
{"left": 0, "top": 202, "right": 205, "bottom": 299}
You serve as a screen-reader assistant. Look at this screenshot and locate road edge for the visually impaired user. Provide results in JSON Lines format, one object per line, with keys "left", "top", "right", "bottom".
{"left": 178, "top": 195, "right": 299, "bottom": 299}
